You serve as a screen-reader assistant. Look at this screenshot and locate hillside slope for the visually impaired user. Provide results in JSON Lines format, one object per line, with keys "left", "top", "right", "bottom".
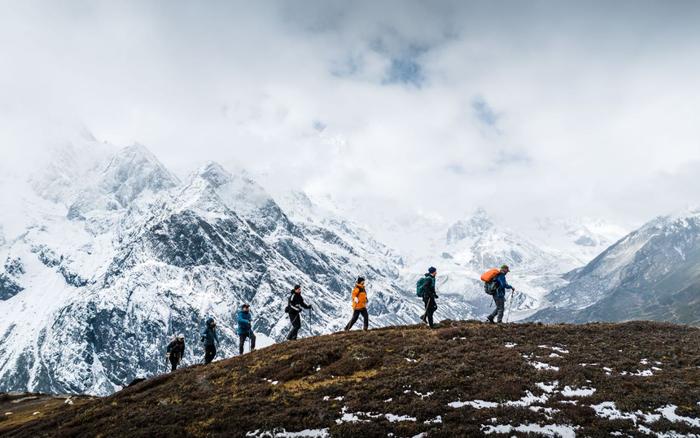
{"left": 2, "top": 321, "right": 699, "bottom": 437}
{"left": 531, "top": 210, "right": 700, "bottom": 325}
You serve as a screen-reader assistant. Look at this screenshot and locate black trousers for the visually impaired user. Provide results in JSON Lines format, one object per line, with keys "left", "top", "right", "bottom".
{"left": 239, "top": 333, "right": 256, "bottom": 355}
{"left": 345, "top": 308, "right": 369, "bottom": 331}
{"left": 488, "top": 296, "right": 506, "bottom": 323}
{"left": 422, "top": 296, "right": 437, "bottom": 327}
{"left": 169, "top": 353, "right": 181, "bottom": 372}
{"left": 204, "top": 344, "right": 217, "bottom": 364}
{"left": 287, "top": 312, "right": 302, "bottom": 340}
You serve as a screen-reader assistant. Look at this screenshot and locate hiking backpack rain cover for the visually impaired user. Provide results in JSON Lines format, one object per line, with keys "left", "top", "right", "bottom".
{"left": 481, "top": 268, "right": 500, "bottom": 296}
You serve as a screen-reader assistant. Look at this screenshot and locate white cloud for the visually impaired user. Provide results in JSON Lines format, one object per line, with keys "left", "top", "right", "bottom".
{"left": 2, "top": 0, "right": 700, "bottom": 230}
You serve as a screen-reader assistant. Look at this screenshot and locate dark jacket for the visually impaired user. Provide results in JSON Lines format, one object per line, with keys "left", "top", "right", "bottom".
{"left": 495, "top": 273, "right": 513, "bottom": 299}
{"left": 200, "top": 318, "right": 219, "bottom": 346}
{"left": 288, "top": 291, "right": 311, "bottom": 314}
{"left": 167, "top": 339, "right": 185, "bottom": 358}
{"left": 421, "top": 274, "right": 437, "bottom": 299}
{"left": 236, "top": 309, "right": 253, "bottom": 336}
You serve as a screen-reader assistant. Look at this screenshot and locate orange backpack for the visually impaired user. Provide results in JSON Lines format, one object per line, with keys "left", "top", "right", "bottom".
{"left": 480, "top": 268, "right": 500, "bottom": 283}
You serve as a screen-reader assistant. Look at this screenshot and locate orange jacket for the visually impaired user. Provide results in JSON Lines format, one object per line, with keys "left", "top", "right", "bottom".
{"left": 351, "top": 285, "right": 367, "bottom": 310}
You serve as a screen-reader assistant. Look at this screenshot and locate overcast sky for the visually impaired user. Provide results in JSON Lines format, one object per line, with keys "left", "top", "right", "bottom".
{"left": 2, "top": 0, "right": 700, "bottom": 229}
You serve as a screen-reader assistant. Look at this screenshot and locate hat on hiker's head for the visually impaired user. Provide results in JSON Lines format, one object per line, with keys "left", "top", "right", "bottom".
{"left": 500, "top": 264, "right": 510, "bottom": 271}
{"left": 357, "top": 276, "right": 365, "bottom": 284}
{"left": 428, "top": 267, "right": 437, "bottom": 274}
{"left": 177, "top": 333, "right": 184, "bottom": 340}
{"left": 242, "top": 303, "right": 250, "bottom": 309}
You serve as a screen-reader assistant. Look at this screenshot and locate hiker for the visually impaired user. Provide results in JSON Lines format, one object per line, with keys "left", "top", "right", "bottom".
{"left": 285, "top": 284, "right": 312, "bottom": 340}
{"left": 417, "top": 267, "right": 438, "bottom": 328}
{"left": 236, "top": 304, "right": 256, "bottom": 355}
{"left": 344, "top": 277, "right": 369, "bottom": 331}
{"left": 485, "top": 264, "right": 516, "bottom": 324}
{"left": 166, "top": 334, "right": 185, "bottom": 372}
{"left": 200, "top": 317, "right": 219, "bottom": 364}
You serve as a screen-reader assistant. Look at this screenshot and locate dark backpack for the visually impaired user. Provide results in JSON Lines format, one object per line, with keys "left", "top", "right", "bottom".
{"left": 484, "top": 281, "right": 498, "bottom": 296}
{"left": 416, "top": 277, "right": 430, "bottom": 297}
{"left": 284, "top": 292, "right": 294, "bottom": 313}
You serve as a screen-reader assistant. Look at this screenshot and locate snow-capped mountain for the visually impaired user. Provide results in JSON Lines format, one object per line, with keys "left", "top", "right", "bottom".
{"left": 397, "top": 208, "right": 579, "bottom": 321}
{"left": 3, "top": 134, "right": 687, "bottom": 398}
{"left": 530, "top": 208, "right": 700, "bottom": 325}
{"left": 0, "top": 141, "right": 421, "bottom": 395}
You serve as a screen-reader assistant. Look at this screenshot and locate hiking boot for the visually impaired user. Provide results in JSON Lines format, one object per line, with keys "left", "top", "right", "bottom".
{"left": 486, "top": 316, "right": 495, "bottom": 324}
{"left": 420, "top": 315, "right": 427, "bottom": 324}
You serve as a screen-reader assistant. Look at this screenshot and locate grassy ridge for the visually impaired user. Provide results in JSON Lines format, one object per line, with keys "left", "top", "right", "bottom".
{"left": 2, "top": 321, "right": 699, "bottom": 437}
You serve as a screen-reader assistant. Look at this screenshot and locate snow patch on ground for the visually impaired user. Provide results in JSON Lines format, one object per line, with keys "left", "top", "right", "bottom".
{"left": 561, "top": 386, "right": 596, "bottom": 397}
{"left": 448, "top": 400, "right": 499, "bottom": 409}
{"left": 424, "top": 415, "right": 442, "bottom": 424}
{"left": 482, "top": 423, "right": 578, "bottom": 438}
{"left": 590, "top": 401, "right": 700, "bottom": 432}
{"left": 246, "top": 429, "right": 330, "bottom": 437}
{"left": 536, "top": 381, "right": 559, "bottom": 393}
{"left": 657, "top": 405, "right": 700, "bottom": 428}
{"left": 530, "top": 361, "right": 560, "bottom": 371}
{"left": 621, "top": 369, "right": 654, "bottom": 377}
{"left": 335, "top": 407, "right": 416, "bottom": 424}
{"left": 538, "top": 345, "right": 570, "bottom": 354}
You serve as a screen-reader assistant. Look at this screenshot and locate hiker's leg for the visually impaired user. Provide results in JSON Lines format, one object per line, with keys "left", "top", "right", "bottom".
{"left": 427, "top": 298, "right": 435, "bottom": 327}
{"left": 288, "top": 313, "right": 300, "bottom": 340}
{"left": 170, "top": 355, "right": 177, "bottom": 371}
{"left": 239, "top": 335, "right": 246, "bottom": 355}
{"left": 287, "top": 314, "right": 296, "bottom": 340}
{"left": 361, "top": 309, "right": 369, "bottom": 330}
{"left": 421, "top": 297, "right": 430, "bottom": 322}
{"left": 345, "top": 310, "right": 360, "bottom": 330}
{"left": 204, "top": 345, "right": 214, "bottom": 364}
{"left": 496, "top": 298, "right": 505, "bottom": 323}
{"left": 488, "top": 297, "right": 499, "bottom": 321}
{"left": 250, "top": 333, "right": 256, "bottom": 351}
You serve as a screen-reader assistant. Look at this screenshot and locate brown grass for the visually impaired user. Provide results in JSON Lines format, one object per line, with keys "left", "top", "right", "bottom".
{"left": 2, "top": 320, "right": 699, "bottom": 437}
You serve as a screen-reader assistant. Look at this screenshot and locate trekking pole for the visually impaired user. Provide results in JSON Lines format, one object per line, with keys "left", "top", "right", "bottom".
{"left": 505, "top": 290, "right": 516, "bottom": 323}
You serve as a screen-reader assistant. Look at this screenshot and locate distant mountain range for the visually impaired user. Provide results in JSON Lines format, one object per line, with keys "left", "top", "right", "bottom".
{"left": 530, "top": 210, "right": 700, "bottom": 325}
{"left": 0, "top": 133, "right": 697, "bottom": 397}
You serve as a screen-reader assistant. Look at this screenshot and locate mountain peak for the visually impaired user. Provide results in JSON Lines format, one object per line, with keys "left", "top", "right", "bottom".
{"left": 446, "top": 208, "right": 494, "bottom": 244}
{"left": 198, "top": 161, "right": 233, "bottom": 188}
{"left": 99, "top": 144, "right": 179, "bottom": 206}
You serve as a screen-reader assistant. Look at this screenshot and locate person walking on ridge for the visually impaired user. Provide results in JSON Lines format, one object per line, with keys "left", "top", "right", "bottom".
{"left": 166, "top": 334, "right": 185, "bottom": 372}
{"left": 344, "top": 277, "right": 369, "bottom": 331}
{"left": 237, "top": 304, "right": 256, "bottom": 355}
{"left": 285, "top": 284, "right": 312, "bottom": 340}
{"left": 417, "top": 267, "right": 438, "bottom": 328}
{"left": 486, "top": 264, "right": 515, "bottom": 324}
{"left": 200, "top": 317, "right": 219, "bottom": 364}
